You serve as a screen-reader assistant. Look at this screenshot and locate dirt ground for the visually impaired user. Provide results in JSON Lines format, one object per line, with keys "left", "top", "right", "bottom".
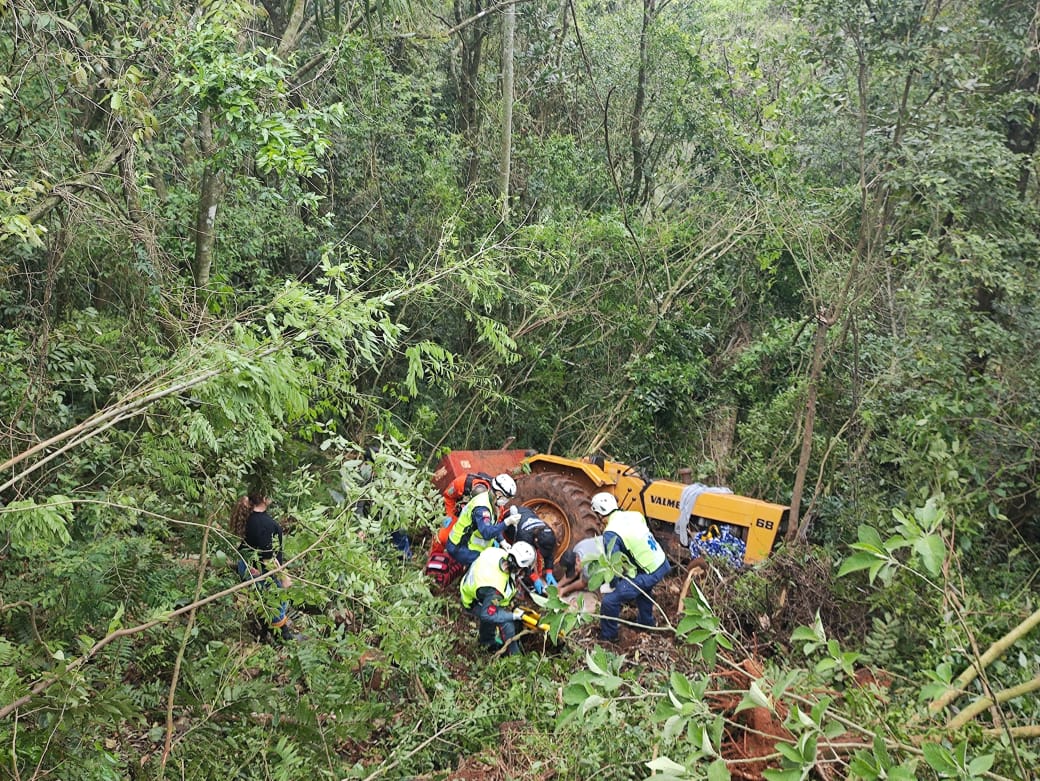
{"left": 439, "top": 546, "right": 872, "bottom": 780}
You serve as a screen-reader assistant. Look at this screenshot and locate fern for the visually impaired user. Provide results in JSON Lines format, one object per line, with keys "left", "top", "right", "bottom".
{"left": 861, "top": 611, "right": 902, "bottom": 672}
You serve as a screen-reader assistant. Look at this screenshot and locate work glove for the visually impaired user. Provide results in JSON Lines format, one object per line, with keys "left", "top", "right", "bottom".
{"left": 503, "top": 507, "right": 521, "bottom": 527}
{"left": 600, "top": 582, "right": 614, "bottom": 595}
{"left": 512, "top": 608, "right": 526, "bottom": 621}
{"left": 532, "top": 577, "right": 546, "bottom": 595}
{"left": 544, "top": 571, "right": 558, "bottom": 588}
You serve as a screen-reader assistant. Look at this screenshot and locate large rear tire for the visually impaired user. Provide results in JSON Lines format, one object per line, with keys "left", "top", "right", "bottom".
{"left": 514, "top": 473, "right": 602, "bottom": 562}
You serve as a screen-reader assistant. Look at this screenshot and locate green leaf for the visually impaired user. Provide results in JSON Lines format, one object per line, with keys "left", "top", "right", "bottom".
{"left": 916, "top": 497, "right": 943, "bottom": 530}
{"left": 107, "top": 603, "right": 125, "bottom": 635}
{"left": 662, "top": 713, "right": 685, "bottom": 742}
{"left": 915, "top": 534, "right": 946, "bottom": 576}
{"left": 791, "top": 625, "right": 823, "bottom": 643}
{"left": 707, "top": 758, "right": 731, "bottom": 781}
{"left": 967, "top": 753, "right": 994, "bottom": 775}
{"left": 579, "top": 694, "right": 606, "bottom": 714}
{"left": 922, "top": 742, "right": 958, "bottom": 774}
{"left": 699, "top": 725, "right": 716, "bottom": 757}
{"left": 888, "top": 765, "right": 918, "bottom": 781}
{"left": 702, "top": 636, "right": 718, "bottom": 667}
{"left": 848, "top": 753, "right": 879, "bottom": 778}
{"left": 748, "top": 680, "right": 771, "bottom": 709}
{"left": 762, "top": 769, "right": 802, "bottom": 781}
{"left": 837, "top": 551, "right": 884, "bottom": 579}
{"left": 646, "top": 756, "right": 688, "bottom": 773}
{"left": 776, "top": 742, "right": 803, "bottom": 763}
{"left": 857, "top": 525, "right": 885, "bottom": 549}
{"left": 587, "top": 648, "right": 611, "bottom": 676}
{"left": 562, "top": 683, "right": 590, "bottom": 705}
{"left": 670, "top": 671, "right": 694, "bottom": 700}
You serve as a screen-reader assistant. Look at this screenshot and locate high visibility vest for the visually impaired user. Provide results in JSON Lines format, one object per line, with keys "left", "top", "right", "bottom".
{"left": 604, "top": 510, "right": 667, "bottom": 574}
{"left": 448, "top": 491, "right": 496, "bottom": 552}
{"left": 460, "top": 548, "right": 516, "bottom": 609}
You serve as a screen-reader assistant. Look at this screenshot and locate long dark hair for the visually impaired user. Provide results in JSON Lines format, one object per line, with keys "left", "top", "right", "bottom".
{"left": 229, "top": 496, "right": 251, "bottom": 539}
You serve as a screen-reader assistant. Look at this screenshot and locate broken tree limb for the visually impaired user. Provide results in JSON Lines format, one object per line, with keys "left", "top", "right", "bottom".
{"left": 946, "top": 674, "right": 1040, "bottom": 732}
{"left": 928, "top": 606, "right": 1040, "bottom": 715}
{"left": 24, "top": 145, "right": 127, "bottom": 226}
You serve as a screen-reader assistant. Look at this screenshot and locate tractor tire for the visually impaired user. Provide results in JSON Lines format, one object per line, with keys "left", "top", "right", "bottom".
{"left": 514, "top": 472, "right": 602, "bottom": 562}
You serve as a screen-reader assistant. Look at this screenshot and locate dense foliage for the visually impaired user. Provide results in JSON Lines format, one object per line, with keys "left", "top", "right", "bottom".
{"left": 2, "top": 0, "right": 1039, "bottom": 778}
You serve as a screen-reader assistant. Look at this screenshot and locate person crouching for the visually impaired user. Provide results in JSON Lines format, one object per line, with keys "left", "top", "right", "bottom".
{"left": 459, "top": 541, "right": 537, "bottom": 655}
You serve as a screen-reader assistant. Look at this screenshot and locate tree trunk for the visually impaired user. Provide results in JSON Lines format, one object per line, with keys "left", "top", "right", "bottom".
{"left": 276, "top": 0, "right": 310, "bottom": 59}
{"left": 191, "top": 110, "right": 222, "bottom": 290}
{"left": 788, "top": 309, "right": 833, "bottom": 542}
{"left": 498, "top": 1, "right": 515, "bottom": 222}
{"left": 628, "top": 0, "right": 654, "bottom": 204}
{"left": 454, "top": 0, "right": 487, "bottom": 191}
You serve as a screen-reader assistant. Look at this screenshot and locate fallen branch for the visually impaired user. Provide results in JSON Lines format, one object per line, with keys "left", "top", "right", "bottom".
{"left": 928, "top": 606, "right": 1040, "bottom": 715}
{"left": 982, "top": 725, "right": 1040, "bottom": 739}
{"left": 0, "top": 535, "right": 323, "bottom": 722}
{"left": 0, "top": 342, "right": 282, "bottom": 495}
{"left": 947, "top": 674, "right": 1040, "bottom": 732}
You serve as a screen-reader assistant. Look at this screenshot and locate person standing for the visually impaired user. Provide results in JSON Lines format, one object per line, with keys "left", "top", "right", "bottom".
{"left": 236, "top": 494, "right": 299, "bottom": 640}
{"left": 589, "top": 492, "right": 671, "bottom": 643}
{"left": 460, "top": 541, "right": 537, "bottom": 654}
{"left": 445, "top": 473, "right": 518, "bottom": 568}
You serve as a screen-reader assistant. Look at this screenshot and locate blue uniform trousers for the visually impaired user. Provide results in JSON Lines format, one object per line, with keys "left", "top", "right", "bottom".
{"left": 600, "top": 559, "right": 671, "bottom": 641}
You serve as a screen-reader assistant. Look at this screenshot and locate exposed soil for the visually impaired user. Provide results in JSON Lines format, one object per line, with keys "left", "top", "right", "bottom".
{"left": 437, "top": 546, "right": 874, "bottom": 780}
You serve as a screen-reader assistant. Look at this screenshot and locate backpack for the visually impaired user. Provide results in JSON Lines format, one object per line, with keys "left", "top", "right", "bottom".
{"left": 462, "top": 471, "right": 493, "bottom": 496}
{"left": 425, "top": 550, "right": 466, "bottom": 589}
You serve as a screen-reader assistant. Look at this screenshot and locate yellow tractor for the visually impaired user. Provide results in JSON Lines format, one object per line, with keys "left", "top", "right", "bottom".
{"left": 432, "top": 450, "right": 788, "bottom": 565}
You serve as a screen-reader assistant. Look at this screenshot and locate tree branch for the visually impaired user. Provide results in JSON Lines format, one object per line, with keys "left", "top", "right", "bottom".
{"left": 928, "top": 606, "right": 1040, "bottom": 714}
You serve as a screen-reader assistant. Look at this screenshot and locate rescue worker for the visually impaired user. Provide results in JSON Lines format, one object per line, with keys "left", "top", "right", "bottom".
{"left": 431, "top": 471, "right": 494, "bottom": 555}
{"left": 557, "top": 535, "right": 605, "bottom": 597}
{"left": 445, "top": 473, "right": 518, "bottom": 568}
{"left": 441, "top": 471, "right": 493, "bottom": 523}
{"left": 503, "top": 505, "right": 559, "bottom": 594}
{"left": 460, "top": 541, "right": 537, "bottom": 654}
{"left": 590, "top": 492, "right": 671, "bottom": 643}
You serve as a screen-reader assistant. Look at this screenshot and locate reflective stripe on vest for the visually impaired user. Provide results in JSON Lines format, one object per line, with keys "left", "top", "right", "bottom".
{"left": 448, "top": 491, "right": 496, "bottom": 551}
{"left": 517, "top": 515, "right": 547, "bottom": 536}
{"left": 460, "top": 548, "right": 515, "bottom": 608}
{"left": 604, "top": 510, "right": 667, "bottom": 573}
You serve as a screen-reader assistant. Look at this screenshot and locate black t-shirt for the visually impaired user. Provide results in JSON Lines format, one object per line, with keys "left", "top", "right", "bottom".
{"left": 244, "top": 510, "right": 283, "bottom": 561}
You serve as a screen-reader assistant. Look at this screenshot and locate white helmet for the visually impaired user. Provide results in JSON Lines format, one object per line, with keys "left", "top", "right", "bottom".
{"left": 591, "top": 492, "right": 618, "bottom": 517}
{"left": 507, "top": 541, "right": 536, "bottom": 571}
{"left": 491, "top": 473, "right": 517, "bottom": 498}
